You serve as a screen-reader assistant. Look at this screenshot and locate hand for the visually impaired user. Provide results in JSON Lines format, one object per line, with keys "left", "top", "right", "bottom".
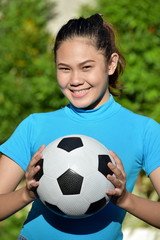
{"left": 25, "top": 145, "right": 45, "bottom": 200}
{"left": 106, "top": 151, "right": 128, "bottom": 206}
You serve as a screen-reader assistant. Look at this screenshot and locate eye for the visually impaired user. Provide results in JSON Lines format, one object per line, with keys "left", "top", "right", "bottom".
{"left": 82, "top": 65, "right": 92, "bottom": 71}
{"left": 58, "top": 67, "right": 70, "bottom": 72}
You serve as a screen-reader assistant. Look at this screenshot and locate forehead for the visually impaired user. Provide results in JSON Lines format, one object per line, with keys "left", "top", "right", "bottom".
{"left": 56, "top": 37, "right": 103, "bottom": 62}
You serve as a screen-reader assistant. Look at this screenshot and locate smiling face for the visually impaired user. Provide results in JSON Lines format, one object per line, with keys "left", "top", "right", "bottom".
{"left": 56, "top": 37, "right": 118, "bottom": 109}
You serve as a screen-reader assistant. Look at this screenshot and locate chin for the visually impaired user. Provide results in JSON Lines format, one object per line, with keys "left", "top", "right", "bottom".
{"left": 77, "top": 103, "right": 99, "bottom": 110}
{"left": 69, "top": 99, "right": 90, "bottom": 109}
{"left": 71, "top": 100, "right": 100, "bottom": 110}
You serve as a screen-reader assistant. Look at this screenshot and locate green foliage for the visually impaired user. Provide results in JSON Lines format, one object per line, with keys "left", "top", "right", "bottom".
{"left": 80, "top": 0, "right": 160, "bottom": 122}
{"left": 0, "top": 207, "right": 28, "bottom": 240}
{"left": 0, "top": 0, "right": 68, "bottom": 143}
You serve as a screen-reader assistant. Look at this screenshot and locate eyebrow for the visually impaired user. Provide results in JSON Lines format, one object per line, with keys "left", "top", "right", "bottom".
{"left": 57, "top": 60, "right": 96, "bottom": 67}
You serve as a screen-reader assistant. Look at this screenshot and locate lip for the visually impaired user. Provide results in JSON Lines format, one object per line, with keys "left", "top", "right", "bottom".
{"left": 70, "top": 88, "right": 90, "bottom": 98}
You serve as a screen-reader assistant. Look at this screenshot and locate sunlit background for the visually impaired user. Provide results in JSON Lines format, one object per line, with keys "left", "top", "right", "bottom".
{"left": 0, "top": 0, "right": 160, "bottom": 239}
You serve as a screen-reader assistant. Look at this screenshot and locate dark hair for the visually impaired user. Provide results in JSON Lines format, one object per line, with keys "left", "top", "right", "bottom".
{"left": 54, "top": 14, "right": 125, "bottom": 96}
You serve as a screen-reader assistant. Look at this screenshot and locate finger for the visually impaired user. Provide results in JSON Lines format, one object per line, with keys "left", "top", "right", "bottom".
{"left": 109, "top": 150, "right": 125, "bottom": 169}
{"left": 107, "top": 173, "right": 123, "bottom": 188}
{"left": 32, "top": 144, "right": 45, "bottom": 160}
{"left": 108, "top": 150, "right": 126, "bottom": 176}
{"left": 26, "top": 164, "right": 39, "bottom": 180}
{"left": 29, "top": 145, "right": 45, "bottom": 167}
{"left": 107, "top": 161, "right": 125, "bottom": 181}
{"left": 106, "top": 188, "right": 122, "bottom": 197}
{"left": 27, "top": 179, "right": 39, "bottom": 191}
{"left": 106, "top": 188, "right": 117, "bottom": 196}
{"left": 106, "top": 174, "right": 124, "bottom": 197}
{"left": 30, "top": 164, "right": 41, "bottom": 177}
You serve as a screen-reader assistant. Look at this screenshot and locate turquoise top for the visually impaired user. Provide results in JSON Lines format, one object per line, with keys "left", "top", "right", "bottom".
{"left": 1, "top": 95, "right": 160, "bottom": 240}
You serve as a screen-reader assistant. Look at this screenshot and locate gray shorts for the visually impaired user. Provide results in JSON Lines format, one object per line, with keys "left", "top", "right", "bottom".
{"left": 17, "top": 235, "right": 28, "bottom": 240}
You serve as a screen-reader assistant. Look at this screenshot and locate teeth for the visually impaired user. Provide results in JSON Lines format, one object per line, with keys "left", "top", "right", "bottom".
{"left": 73, "top": 90, "right": 88, "bottom": 94}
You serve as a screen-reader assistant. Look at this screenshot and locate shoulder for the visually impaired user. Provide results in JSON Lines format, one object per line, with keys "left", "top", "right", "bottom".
{"left": 115, "top": 103, "right": 160, "bottom": 142}
{"left": 21, "top": 108, "right": 66, "bottom": 126}
{"left": 32, "top": 107, "right": 66, "bottom": 119}
{"left": 119, "top": 104, "right": 159, "bottom": 127}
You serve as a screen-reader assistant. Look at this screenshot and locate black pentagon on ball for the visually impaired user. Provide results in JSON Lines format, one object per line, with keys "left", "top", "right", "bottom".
{"left": 98, "top": 155, "right": 114, "bottom": 176}
{"left": 85, "top": 197, "right": 107, "bottom": 215}
{"left": 57, "top": 168, "right": 83, "bottom": 195}
{"left": 34, "top": 158, "right": 44, "bottom": 181}
{"left": 57, "top": 137, "right": 83, "bottom": 152}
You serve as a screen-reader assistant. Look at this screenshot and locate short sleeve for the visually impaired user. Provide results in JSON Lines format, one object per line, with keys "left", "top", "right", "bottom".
{"left": 143, "top": 119, "right": 160, "bottom": 176}
{"left": 0, "top": 115, "right": 35, "bottom": 171}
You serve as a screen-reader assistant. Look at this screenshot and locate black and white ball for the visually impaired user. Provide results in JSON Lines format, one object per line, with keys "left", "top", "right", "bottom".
{"left": 35, "top": 135, "right": 115, "bottom": 218}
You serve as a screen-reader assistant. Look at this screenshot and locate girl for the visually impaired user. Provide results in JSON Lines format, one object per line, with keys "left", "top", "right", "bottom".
{"left": 0, "top": 14, "right": 160, "bottom": 240}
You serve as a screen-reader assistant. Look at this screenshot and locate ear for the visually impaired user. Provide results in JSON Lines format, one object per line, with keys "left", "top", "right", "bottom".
{"left": 108, "top": 53, "right": 119, "bottom": 75}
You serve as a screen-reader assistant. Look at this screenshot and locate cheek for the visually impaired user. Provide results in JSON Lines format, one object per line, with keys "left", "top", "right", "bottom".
{"left": 94, "top": 71, "right": 108, "bottom": 87}
{"left": 57, "top": 73, "right": 66, "bottom": 89}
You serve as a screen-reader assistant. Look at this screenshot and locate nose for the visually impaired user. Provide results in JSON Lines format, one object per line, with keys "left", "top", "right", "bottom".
{"left": 69, "top": 70, "right": 84, "bottom": 86}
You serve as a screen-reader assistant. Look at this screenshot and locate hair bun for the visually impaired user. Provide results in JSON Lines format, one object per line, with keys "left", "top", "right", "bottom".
{"left": 88, "top": 14, "right": 103, "bottom": 25}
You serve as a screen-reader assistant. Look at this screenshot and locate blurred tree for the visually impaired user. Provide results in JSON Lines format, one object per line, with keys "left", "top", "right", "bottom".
{"left": 80, "top": 0, "right": 160, "bottom": 123}
{"left": 0, "top": 206, "right": 28, "bottom": 240}
{"left": 0, "top": 0, "right": 68, "bottom": 144}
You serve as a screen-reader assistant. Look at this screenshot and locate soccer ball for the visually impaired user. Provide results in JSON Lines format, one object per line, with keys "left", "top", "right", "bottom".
{"left": 35, "top": 135, "right": 115, "bottom": 218}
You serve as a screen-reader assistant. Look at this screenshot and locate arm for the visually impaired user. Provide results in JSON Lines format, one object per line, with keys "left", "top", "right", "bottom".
{"left": 107, "top": 151, "right": 160, "bottom": 229}
{"left": 0, "top": 145, "right": 45, "bottom": 221}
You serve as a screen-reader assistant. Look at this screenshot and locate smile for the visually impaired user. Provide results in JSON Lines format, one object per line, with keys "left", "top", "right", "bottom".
{"left": 71, "top": 89, "right": 89, "bottom": 97}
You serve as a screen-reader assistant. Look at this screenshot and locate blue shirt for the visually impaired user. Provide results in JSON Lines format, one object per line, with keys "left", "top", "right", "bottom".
{"left": 1, "top": 95, "right": 160, "bottom": 240}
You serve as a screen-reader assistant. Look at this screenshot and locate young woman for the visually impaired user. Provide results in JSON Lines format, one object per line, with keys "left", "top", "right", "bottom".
{"left": 0, "top": 14, "right": 160, "bottom": 240}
